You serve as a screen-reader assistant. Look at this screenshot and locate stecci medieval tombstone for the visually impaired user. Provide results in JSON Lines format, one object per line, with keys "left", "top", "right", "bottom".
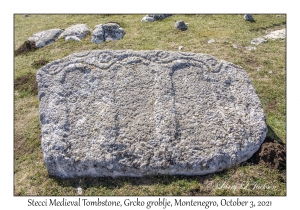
{"left": 37, "top": 50, "right": 267, "bottom": 178}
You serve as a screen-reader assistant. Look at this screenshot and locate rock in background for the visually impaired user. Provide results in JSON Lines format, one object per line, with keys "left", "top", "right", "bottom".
{"left": 244, "top": 14, "right": 255, "bottom": 22}
{"left": 264, "top": 29, "right": 286, "bottom": 40}
{"left": 103, "top": 23, "right": 125, "bottom": 41}
{"left": 91, "top": 24, "right": 105, "bottom": 44}
{"left": 91, "top": 23, "right": 125, "bottom": 44}
{"left": 141, "top": 14, "right": 172, "bottom": 22}
{"left": 28, "top": 29, "right": 63, "bottom": 48}
{"left": 37, "top": 50, "right": 267, "bottom": 178}
{"left": 175, "top": 20, "right": 188, "bottom": 31}
{"left": 59, "top": 24, "right": 91, "bottom": 41}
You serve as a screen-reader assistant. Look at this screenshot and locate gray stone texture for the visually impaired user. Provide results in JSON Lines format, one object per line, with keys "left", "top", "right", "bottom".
{"left": 244, "top": 14, "right": 254, "bottom": 21}
{"left": 59, "top": 24, "right": 91, "bottom": 40}
{"left": 264, "top": 29, "right": 286, "bottom": 40}
{"left": 91, "top": 23, "right": 125, "bottom": 44}
{"left": 91, "top": 24, "right": 105, "bottom": 44}
{"left": 175, "top": 20, "right": 188, "bottom": 31}
{"left": 28, "top": 29, "right": 63, "bottom": 48}
{"left": 141, "top": 16, "right": 155, "bottom": 22}
{"left": 245, "top": 46, "right": 257, "bottom": 51}
{"left": 251, "top": 37, "right": 268, "bottom": 45}
{"left": 141, "top": 14, "right": 172, "bottom": 22}
{"left": 103, "top": 23, "right": 125, "bottom": 41}
{"left": 37, "top": 50, "right": 267, "bottom": 178}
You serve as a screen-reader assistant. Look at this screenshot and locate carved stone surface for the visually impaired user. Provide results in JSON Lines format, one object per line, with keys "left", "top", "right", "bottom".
{"left": 37, "top": 50, "right": 267, "bottom": 178}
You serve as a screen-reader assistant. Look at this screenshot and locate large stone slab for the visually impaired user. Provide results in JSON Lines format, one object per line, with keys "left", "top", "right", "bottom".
{"left": 37, "top": 50, "right": 267, "bottom": 178}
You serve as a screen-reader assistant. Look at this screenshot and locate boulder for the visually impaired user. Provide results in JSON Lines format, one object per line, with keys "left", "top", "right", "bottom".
{"left": 59, "top": 24, "right": 91, "bottom": 41}
{"left": 91, "top": 23, "right": 125, "bottom": 44}
{"left": 28, "top": 29, "right": 63, "bottom": 48}
{"left": 103, "top": 23, "right": 125, "bottom": 41}
{"left": 91, "top": 24, "right": 105, "bottom": 44}
{"left": 141, "top": 14, "right": 172, "bottom": 22}
{"left": 175, "top": 20, "right": 188, "bottom": 31}
{"left": 244, "top": 14, "right": 254, "bottom": 22}
{"left": 37, "top": 50, "right": 267, "bottom": 178}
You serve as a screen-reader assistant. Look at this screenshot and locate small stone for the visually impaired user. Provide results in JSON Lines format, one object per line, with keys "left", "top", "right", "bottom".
{"left": 232, "top": 44, "right": 238, "bottom": 49}
{"left": 246, "top": 46, "right": 257, "bottom": 51}
{"left": 264, "top": 29, "right": 286, "bottom": 40}
{"left": 244, "top": 14, "right": 254, "bottom": 22}
{"left": 269, "top": 71, "right": 273, "bottom": 74}
{"left": 24, "top": 14, "right": 29, "bottom": 18}
{"left": 251, "top": 37, "right": 268, "bottom": 45}
{"left": 77, "top": 187, "right": 82, "bottom": 195}
{"left": 207, "top": 39, "right": 215, "bottom": 44}
{"left": 178, "top": 46, "right": 184, "bottom": 51}
{"left": 175, "top": 20, "right": 188, "bottom": 31}
{"left": 141, "top": 16, "right": 155, "bottom": 22}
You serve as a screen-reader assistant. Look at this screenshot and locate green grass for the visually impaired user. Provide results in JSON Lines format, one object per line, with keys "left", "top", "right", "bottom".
{"left": 14, "top": 14, "right": 286, "bottom": 196}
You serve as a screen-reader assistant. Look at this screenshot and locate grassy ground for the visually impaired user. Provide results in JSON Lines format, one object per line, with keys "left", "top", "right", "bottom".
{"left": 14, "top": 14, "right": 286, "bottom": 196}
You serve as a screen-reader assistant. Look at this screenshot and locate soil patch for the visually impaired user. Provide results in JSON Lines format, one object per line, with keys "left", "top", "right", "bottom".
{"left": 31, "top": 59, "right": 49, "bottom": 68}
{"left": 15, "top": 40, "right": 37, "bottom": 56}
{"left": 14, "top": 72, "right": 38, "bottom": 95}
{"left": 248, "top": 136, "right": 286, "bottom": 170}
